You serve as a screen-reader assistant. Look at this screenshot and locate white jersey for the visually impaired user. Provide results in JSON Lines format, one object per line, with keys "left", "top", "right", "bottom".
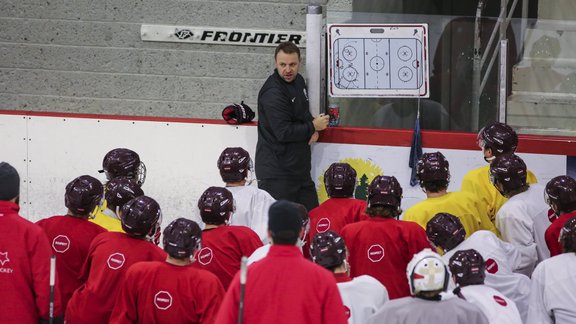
{"left": 226, "top": 185, "right": 276, "bottom": 244}
{"left": 337, "top": 275, "right": 388, "bottom": 324}
{"left": 442, "top": 230, "right": 531, "bottom": 322}
{"left": 459, "top": 285, "right": 522, "bottom": 324}
{"left": 496, "top": 184, "right": 551, "bottom": 276}
{"left": 367, "top": 295, "right": 489, "bottom": 324}
{"left": 528, "top": 253, "right": 576, "bottom": 324}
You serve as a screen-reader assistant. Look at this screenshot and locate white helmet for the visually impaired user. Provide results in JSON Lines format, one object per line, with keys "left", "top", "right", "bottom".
{"left": 407, "top": 249, "right": 450, "bottom": 295}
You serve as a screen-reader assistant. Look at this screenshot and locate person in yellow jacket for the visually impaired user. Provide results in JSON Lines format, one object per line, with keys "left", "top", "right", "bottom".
{"left": 90, "top": 176, "right": 144, "bottom": 232}
{"left": 461, "top": 122, "right": 537, "bottom": 223}
{"left": 403, "top": 151, "right": 498, "bottom": 238}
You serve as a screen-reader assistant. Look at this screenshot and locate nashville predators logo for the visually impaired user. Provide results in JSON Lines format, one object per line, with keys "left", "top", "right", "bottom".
{"left": 317, "top": 158, "right": 383, "bottom": 203}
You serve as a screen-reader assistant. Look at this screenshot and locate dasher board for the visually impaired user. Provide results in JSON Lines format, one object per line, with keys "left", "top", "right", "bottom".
{"left": 328, "top": 24, "right": 429, "bottom": 98}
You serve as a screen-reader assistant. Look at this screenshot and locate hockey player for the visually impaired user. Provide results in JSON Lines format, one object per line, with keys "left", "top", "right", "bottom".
{"left": 403, "top": 151, "right": 497, "bottom": 236}
{"left": 528, "top": 216, "right": 576, "bottom": 324}
{"left": 340, "top": 175, "right": 431, "bottom": 299}
{"left": 65, "top": 196, "right": 166, "bottom": 323}
{"left": 193, "top": 186, "right": 262, "bottom": 289}
{"left": 490, "top": 154, "right": 550, "bottom": 276}
{"left": 449, "top": 249, "right": 522, "bottom": 324}
{"left": 543, "top": 175, "right": 576, "bottom": 256}
{"left": 217, "top": 147, "right": 275, "bottom": 243}
{"left": 215, "top": 200, "right": 348, "bottom": 324}
{"left": 426, "top": 212, "right": 531, "bottom": 321}
{"left": 308, "top": 163, "right": 368, "bottom": 244}
{"left": 36, "top": 175, "right": 107, "bottom": 313}
{"left": 367, "top": 249, "right": 489, "bottom": 324}
{"left": 90, "top": 176, "right": 144, "bottom": 232}
{"left": 98, "top": 148, "right": 146, "bottom": 185}
{"left": 0, "top": 162, "right": 63, "bottom": 323}
{"left": 311, "top": 231, "right": 388, "bottom": 324}
{"left": 247, "top": 202, "right": 309, "bottom": 265}
{"left": 110, "top": 218, "right": 225, "bottom": 323}
{"left": 461, "top": 122, "right": 537, "bottom": 222}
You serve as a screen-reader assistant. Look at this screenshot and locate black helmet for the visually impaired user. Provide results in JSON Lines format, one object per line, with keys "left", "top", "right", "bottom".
{"left": 99, "top": 148, "right": 146, "bottom": 185}
{"left": 310, "top": 231, "right": 346, "bottom": 269}
{"left": 217, "top": 147, "right": 252, "bottom": 183}
{"left": 426, "top": 213, "right": 466, "bottom": 252}
{"left": 121, "top": 196, "right": 161, "bottom": 239}
{"left": 104, "top": 176, "right": 144, "bottom": 210}
{"left": 449, "top": 249, "right": 486, "bottom": 286}
{"left": 416, "top": 152, "right": 450, "bottom": 184}
{"left": 367, "top": 175, "right": 402, "bottom": 209}
{"left": 545, "top": 176, "right": 576, "bottom": 214}
{"left": 560, "top": 216, "right": 576, "bottom": 253}
{"left": 489, "top": 154, "right": 527, "bottom": 195}
{"left": 477, "top": 122, "right": 518, "bottom": 155}
{"left": 197, "top": 187, "right": 234, "bottom": 225}
{"left": 65, "top": 175, "right": 103, "bottom": 216}
{"left": 163, "top": 218, "right": 202, "bottom": 259}
{"left": 324, "top": 163, "right": 357, "bottom": 198}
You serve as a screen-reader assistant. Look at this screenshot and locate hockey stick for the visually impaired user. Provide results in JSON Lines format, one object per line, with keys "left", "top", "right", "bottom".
{"left": 238, "top": 256, "right": 248, "bottom": 324}
{"left": 49, "top": 255, "right": 56, "bottom": 324}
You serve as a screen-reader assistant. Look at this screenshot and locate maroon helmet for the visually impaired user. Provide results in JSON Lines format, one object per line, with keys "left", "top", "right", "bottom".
{"left": 310, "top": 231, "right": 347, "bottom": 270}
{"left": 217, "top": 147, "right": 252, "bottom": 183}
{"left": 367, "top": 175, "right": 403, "bottom": 209}
{"left": 163, "top": 218, "right": 202, "bottom": 259}
{"left": 477, "top": 122, "right": 518, "bottom": 155}
{"left": 560, "top": 216, "right": 576, "bottom": 253}
{"left": 426, "top": 213, "right": 466, "bottom": 252}
{"left": 489, "top": 154, "right": 527, "bottom": 195}
{"left": 99, "top": 148, "right": 146, "bottom": 185}
{"left": 545, "top": 176, "right": 576, "bottom": 214}
{"left": 104, "top": 176, "right": 144, "bottom": 210}
{"left": 449, "top": 249, "right": 486, "bottom": 286}
{"left": 65, "top": 175, "right": 103, "bottom": 216}
{"left": 198, "top": 187, "right": 234, "bottom": 225}
{"left": 416, "top": 151, "right": 451, "bottom": 184}
{"left": 324, "top": 163, "right": 357, "bottom": 198}
{"left": 121, "top": 195, "right": 162, "bottom": 239}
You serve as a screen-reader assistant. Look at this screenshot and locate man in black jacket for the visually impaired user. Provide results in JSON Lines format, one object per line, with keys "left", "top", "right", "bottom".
{"left": 255, "top": 42, "right": 329, "bottom": 211}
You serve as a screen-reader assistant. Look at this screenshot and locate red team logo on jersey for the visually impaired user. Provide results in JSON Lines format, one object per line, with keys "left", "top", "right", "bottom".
{"left": 52, "top": 235, "right": 70, "bottom": 253}
{"left": 485, "top": 258, "right": 499, "bottom": 274}
{"left": 316, "top": 218, "right": 331, "bottom": 233}
{"left": 197, "top": 247, "right": 214, "bottom": 265}
{"left": 367, "top": 244, "right": 385, "bottom": 262}
{"left": 107, "top": 252, "right": 126, "bottom": 270}
{"left": 154, "top": 291, "right": 173, "bottom": 310}
{"left": 493, "top": 295, "right": 508, "bottom": 307}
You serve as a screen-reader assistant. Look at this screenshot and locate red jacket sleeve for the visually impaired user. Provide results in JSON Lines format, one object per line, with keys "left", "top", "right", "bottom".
{"left": 109, "top": 268, "right": 138, "bottom": 323}
{"left": 198, "top": 274, "right": 226, "bottom": 324}
{"left": 214, "top": 273, "right": 241, "bottom": 324}
{"left": 321, "top": 277, "right": 348, "bottom": 324}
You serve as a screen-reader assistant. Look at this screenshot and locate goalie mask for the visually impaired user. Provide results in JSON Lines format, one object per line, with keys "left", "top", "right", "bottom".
{"left": 163, "top": 218, "right": 202, "bottom": 259}
{"left": 407, "top": 249, "right": 450, "bottom": 295}
{"left": 65, "top": 175, "right": 103, "bottom": 217}
{"left": 324, "top": 163, "right": 357, "bottom": 198}
{"left": 99, "top": 148, "right": 146, "bottom": 185}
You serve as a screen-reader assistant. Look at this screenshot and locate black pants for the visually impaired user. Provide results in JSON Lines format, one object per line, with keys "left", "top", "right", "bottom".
{"left": 258, "top": 178, "right": 319, "bottom": 211}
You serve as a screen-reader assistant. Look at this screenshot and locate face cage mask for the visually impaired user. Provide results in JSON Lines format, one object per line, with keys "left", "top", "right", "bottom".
{"left": 297, "top": 218, "right": 311, "bottom": 247}
{"left": 145, "top": 213, "right": 162, "bottom": 245}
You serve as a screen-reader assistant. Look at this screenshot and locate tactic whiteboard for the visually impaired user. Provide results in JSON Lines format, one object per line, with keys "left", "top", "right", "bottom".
{"left": 328, "top": 24, "right": 429, "bottom": 98}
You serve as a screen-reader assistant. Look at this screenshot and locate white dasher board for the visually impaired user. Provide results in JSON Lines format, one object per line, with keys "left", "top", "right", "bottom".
{"left": 328, "top": 24, "right": 429, "bottom": 98}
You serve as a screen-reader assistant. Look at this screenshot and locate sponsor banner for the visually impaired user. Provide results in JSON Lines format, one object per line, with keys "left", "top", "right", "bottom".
{"left": 141, "top": 24, "right": 306, "bottom": 47}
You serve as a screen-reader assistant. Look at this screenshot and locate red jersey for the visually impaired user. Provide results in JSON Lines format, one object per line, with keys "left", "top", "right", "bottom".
{"left": 65, "top": 232, "right": 166, "bottom": 323}
{"left": 545, "top": 210, "right": 576, "bottom": 257}
{"left": 341, "top": 217, "right": 432, "bottom": 299}
{"left": 36, "top": 215, "right": 106, "bottom": 312}
{"left": 193, "top": 225, "right": 262, "bottom": 289}
{"left": 215, "top": 245, "right": 348, "bottom": 324}
{"left": 307, "top": 197, "right": 368, "bottom": 242}
{"left": 110, "top": 261, "right": 225, "bottom": 324}
{"left": 0, "top": 201, "right": 63, "bottom": 323}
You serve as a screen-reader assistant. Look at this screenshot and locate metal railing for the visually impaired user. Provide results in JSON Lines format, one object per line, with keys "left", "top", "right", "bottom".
{"left": 471, "top": 0, "right": 528, "bottom": 129}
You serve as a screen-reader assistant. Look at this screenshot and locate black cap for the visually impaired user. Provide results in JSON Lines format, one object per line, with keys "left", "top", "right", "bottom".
{"left": 268, "top": 200, "right": 304, "bottom": 240}
{"left": 0, "top": 162, "right": 20, "bottom": 201}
